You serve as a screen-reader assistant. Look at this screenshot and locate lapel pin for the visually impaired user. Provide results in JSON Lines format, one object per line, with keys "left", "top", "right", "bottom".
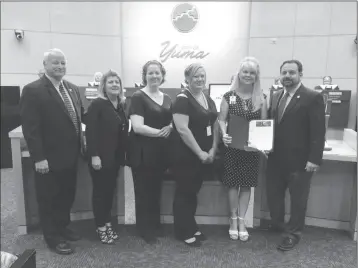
{"left": 297, "top": 95, "right": 300, "bottom": 99}
{"left": 69, "top": 88, "right": 73, "bottom": 92}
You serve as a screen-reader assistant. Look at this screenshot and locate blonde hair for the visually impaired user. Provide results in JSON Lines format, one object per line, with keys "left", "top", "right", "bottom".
{"left": 184, "top": 63, "right": 206, "bottom": 86}
{"left": 97, "top": 69, "right": 125, "bottom": 103}
{"left": 230, "top": 57, "right": 263, "bottom": 111}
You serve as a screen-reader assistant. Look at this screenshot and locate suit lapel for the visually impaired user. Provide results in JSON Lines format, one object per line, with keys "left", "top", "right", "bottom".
{"left": 280, "top": 85, "right": 303, "bottom": 124}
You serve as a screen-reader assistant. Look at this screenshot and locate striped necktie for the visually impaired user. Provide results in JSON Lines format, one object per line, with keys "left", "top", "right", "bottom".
{"left": 59, "top": 83, "right": 79, "bottom": 134}
{"left": 277, "top": 91, "right": 290, "bottom": 123}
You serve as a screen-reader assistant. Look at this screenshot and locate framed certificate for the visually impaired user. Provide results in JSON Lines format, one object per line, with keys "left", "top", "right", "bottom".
{"left": 248, "top": 120, "right": 274, "bottom": 151}
{"left": 208, "top": 83, "right": 231, "bottom": 112}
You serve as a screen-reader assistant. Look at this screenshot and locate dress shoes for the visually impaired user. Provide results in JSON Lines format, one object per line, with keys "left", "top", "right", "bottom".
{"left": 277, "top": 237, "right": 299, "bottom": 251}
{"left": 50, "top": 241, "right": 73, "bottom": 255}
{"left": 194, "top": 232, "right": 207, "bottom": 242}
{"left": 58, "top": 228, "right": 81, "bottom": 241}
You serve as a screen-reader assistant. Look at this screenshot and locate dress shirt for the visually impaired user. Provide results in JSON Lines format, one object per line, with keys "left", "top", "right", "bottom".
{"left": 45, "top": 73, "right": 75, "bottom": 112}
{"left": 282, "top": 82, "right": 301, "bottom": 111}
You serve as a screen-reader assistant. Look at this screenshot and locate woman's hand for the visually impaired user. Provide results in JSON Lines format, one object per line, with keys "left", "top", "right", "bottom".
{"left": 206, "top": 148, "right": 216, "bottom": 164}
{"left": 92, "top": 156, "right": 102, "bottom": 170}
{"left": 222, "top": 134, "right": 232, "bottom": 147}
{"left": 198, "top": 151, "right": 210, "bottom": 163}
{"left": 157, "top": 124, "right": 173, "bottom": 138}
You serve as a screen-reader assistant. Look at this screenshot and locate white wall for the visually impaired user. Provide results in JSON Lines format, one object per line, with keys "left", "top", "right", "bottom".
{"left": 249, "top": 2, "right": 357, "bottom": 129}
{"left": 121, "top": 2, "right": 251, "bottom": 87}
{"left": 0, "top": 2, "right": 122, "bottom": 90}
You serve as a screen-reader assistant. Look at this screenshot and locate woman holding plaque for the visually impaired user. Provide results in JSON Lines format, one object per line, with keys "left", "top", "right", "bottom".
{"left": 85, "top": 69, "right": 128, "bottom": 244}
{"left": 128, "top": 60, "right": 173, "bottom": 244}
{"left": 171, "top": 63, "right": 219, "bottom": 247}
{"left": 218, "top": 57, "right": 268, "bottom": 241}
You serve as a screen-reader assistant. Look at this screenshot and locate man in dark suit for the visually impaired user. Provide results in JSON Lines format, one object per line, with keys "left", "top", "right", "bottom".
{"left": 20, "top": 48, "right": 85, "bottom": 255}
{"left": 267, "top": 60, "right": 325, "bottom": 251}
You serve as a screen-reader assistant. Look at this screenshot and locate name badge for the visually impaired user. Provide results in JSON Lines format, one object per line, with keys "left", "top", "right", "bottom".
{"left": 229, "top": 96, "right": 236, "bottom": 104}
{"left": 206, "top": 125, "right": 212, "bottom": 136}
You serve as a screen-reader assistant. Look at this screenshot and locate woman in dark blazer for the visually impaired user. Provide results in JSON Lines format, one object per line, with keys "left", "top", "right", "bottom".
{"left": 85, "top": 69, "right": 128, "bottom": 244}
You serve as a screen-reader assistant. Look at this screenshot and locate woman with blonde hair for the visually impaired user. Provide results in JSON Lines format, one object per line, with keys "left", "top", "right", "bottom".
{"left": 218, "top": 57, "right": 267, "bottom": 241}
{"left": 85, "top": 69, "right": 128, "bottom": 244}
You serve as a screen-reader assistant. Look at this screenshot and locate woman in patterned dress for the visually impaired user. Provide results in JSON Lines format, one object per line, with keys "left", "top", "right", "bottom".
{"left": 218, "top": 57, "right": 268, "bottom": 241}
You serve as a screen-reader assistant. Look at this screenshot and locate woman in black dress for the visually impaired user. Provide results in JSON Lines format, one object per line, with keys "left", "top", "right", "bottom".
{"left": 128, "top": 60, "right": 173, "bottom": 244}
{"left": 85, "top": 69, "right": 128, "bottom": 244}
{"left": 218, "top": 57, "right": 267, "bottom": 241}
{"left": 171, "top": 63, "right": 219, "bottom": 247}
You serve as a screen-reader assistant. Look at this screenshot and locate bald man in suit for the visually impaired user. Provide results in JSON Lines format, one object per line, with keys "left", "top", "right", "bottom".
{"left": 20, "top": 48, "right": 86, "bottom": 255}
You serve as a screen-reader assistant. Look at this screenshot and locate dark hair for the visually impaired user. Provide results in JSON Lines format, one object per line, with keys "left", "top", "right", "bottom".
{"left": 141, "top": 60, "right": 166, "bottom": 86}
{"left": 279, "top": 59, "right": 303, "bottom": 73}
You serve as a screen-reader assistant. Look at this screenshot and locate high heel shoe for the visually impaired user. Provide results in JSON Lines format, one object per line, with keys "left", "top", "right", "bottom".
{"left": 229, "top": 216, "right": 239, "bottom": 240}
{"left": 97, "top": 228, "right": 115, "bottom": 244}
{"left": 106, "top": 225, "right": 119, "bottom": 240}
{"left": 238, "top": 217, "right": 249, "bottom": 242}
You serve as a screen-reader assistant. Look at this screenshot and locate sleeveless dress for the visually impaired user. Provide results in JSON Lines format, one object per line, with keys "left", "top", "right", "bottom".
{"left": 221, "top": 91, "right": 261, "bottom": 188}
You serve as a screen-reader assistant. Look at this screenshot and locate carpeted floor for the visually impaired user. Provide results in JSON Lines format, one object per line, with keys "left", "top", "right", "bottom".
{"left": 1, "top": 169, "right": 357, "bottom": 268}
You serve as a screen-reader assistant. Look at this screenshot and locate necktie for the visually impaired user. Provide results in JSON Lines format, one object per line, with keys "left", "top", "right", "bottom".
{"left": 277, "top": 92, "right": 290, "bottom": 122}
{"left": 59, "top": 83, "right": 79, "bottom": 134}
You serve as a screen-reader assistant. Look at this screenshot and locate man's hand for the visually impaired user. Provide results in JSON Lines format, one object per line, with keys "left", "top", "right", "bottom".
{"left": 35, "top": 160, "right": 49, "bottom": 174}
{"left": 305, "top": 161, "right": 319, "bottom": 172}
{"left": 92, "top": 156, "right": 102, "bottom": 170}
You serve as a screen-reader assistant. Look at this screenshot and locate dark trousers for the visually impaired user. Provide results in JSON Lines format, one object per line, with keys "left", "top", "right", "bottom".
{"left": 34, "top": 165, "right": 77, "bottom": 246}
{"left": 132, "top": 167, "right": 164, "bottom": 235}
{"left": 172, "top": 165, "right": 205, "bottom": 240}
{"left": 89, "top": 165, "right": 119, "bottom": 227}
{"left": 266, "top": 160, "right": 313, "bottom": 239}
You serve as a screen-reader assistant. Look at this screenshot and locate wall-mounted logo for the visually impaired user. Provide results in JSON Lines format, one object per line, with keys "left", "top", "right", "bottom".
{"left": 171, "top": 3, "right": 199, "bottom": 33}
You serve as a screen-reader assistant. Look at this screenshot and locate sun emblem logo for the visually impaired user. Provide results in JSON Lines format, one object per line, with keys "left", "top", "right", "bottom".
{"left": 171, "top": 3, "right": 199, "bottom": 33}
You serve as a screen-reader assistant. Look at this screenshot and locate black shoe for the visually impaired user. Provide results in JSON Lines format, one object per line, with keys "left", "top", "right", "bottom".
{"left": 194, "top": 232, "right": 207, "bottom": 242}
{"left": 50, "top": 241, "right": 74, "bottom": 255}
{"left": 59, "top": 228, "right": 81, "bottom": 241}
{"left": 184, "top": 237, "right": 202, "bottom": 248}
{"left": 277, "top": 237, "right": 299, "bottom": 251}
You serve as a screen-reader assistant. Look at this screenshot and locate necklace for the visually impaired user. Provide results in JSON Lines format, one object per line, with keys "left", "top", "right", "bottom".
{"left": 187, "top": 89, "right": 208, "bottom": 109}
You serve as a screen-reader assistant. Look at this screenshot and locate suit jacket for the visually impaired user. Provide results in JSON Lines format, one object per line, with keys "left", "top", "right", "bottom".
{"left": 20, "top": 75, "right": 86, "bottom": 170}
{"left": 85, "top": 97, "right": 128, "bottom": 168}
{"left": 268, "top": 84, "right": 325, "bottom": 171}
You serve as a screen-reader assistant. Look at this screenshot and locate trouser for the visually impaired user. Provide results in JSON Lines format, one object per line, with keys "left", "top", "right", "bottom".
{"left": 266, "top": 161, "right": 313, "bottom": 239}
{"left": 172, "top": 165, "right": 206, "bottom": 240}
{"left": 89, "top": 165, "right": 119, "bottom": 228}
{"left": 132, "top": 167, "right": 164, "bottom": 235}
{"left": 34, "top": 165, "right": 77, "bottom": 246}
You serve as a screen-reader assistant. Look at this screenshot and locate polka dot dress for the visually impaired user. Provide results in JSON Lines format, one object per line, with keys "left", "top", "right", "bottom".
{"left": 221, "top": 91, "right": 261, "bottom": 188}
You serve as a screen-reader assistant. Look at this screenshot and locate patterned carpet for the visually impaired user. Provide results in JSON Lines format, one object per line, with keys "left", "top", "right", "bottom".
{"left": 1, "top": 169, "right": 357, "bottom": 268}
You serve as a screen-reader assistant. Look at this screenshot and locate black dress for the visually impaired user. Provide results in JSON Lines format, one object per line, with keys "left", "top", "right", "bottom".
{"left": 128, "top": 90, "right": 172, "bottom": 239}
{"left": 171, "top": 89, "right": 217, "bottom": 241}
{"left": 221, "top": 91, "right": 261, "bottom": 188}
{"left": 128, "top": 90, "right": 172, "bottom": 169}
